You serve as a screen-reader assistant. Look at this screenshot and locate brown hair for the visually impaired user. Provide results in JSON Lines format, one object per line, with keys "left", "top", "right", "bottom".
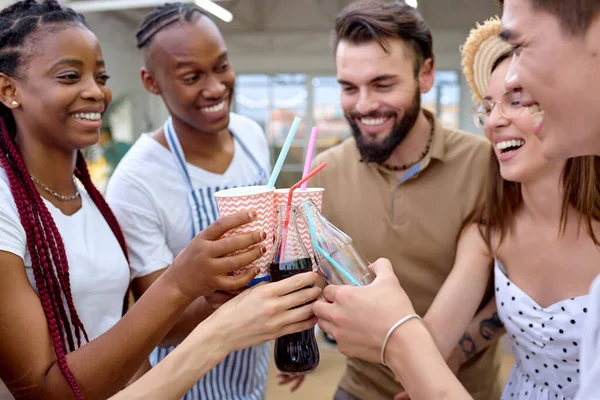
{"left": 498, "top": 0, "right": 600, "bottom": 35}
{"left": 333, "top": 0, "right": 434, "bottom": 76}
{"left": 476, "top": 151, "right": 600, "bottom": 249}
{"left": 473, "top": 54, "right": 600, "bottom": 248}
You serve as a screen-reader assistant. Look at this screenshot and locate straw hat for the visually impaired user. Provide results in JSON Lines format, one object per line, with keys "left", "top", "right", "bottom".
{"left": 461, "top": 16, "right": 513, "bottom": 103}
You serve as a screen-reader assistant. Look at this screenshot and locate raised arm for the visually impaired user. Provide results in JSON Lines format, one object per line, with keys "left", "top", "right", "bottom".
{"left": 447, "top": 298, "right": 505, "bottom": 371}
{"left": 423, "top": 223, "right": 495, "bottom": 360}
{"left": 313, "top": 259, "right": 474, "bottom": 400}
{"left": 0, "top": 212, "right": 264, "bottom": 400}
{"left": 110, "top": 272, "right": 321, "bottom": 400}
{"left": 106, "top": 179, "right": 236, "bottom": 347}
{"left": 385, "top": 318, "right": 474, "bottom": 400}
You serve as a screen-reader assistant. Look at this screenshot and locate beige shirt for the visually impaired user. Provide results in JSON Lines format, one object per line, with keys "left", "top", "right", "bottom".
{"left": 311, "top": 111, "right": 503, "bottom": 400}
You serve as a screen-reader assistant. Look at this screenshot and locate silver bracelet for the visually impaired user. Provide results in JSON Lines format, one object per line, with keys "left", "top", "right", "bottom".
{"left": 380, "top": 313, "right": 422, "bottom": 366}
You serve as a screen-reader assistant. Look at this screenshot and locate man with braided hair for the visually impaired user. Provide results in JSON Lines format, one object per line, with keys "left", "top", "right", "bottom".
{"left": 0, "top": 1, "right": 321, "bottom": 399}
{"left": 106, "top": 2, "right": 284, "bottom": 399}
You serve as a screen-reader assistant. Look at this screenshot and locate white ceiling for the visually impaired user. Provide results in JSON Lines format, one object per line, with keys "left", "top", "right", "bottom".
{"left": 57, "top": 0, "right": 504, "bottom": 72}
{"left": 63, "top": 0, "right": 502, "bottom": 33}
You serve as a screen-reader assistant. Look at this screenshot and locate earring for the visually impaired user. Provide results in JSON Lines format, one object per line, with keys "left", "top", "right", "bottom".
{"left": 11, "top": 100, "right": 18, "bottom": 107}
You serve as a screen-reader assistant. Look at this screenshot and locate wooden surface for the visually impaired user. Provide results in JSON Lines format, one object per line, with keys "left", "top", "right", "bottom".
{"left": 266, "top": 332, "right": 516, "bottom": 399}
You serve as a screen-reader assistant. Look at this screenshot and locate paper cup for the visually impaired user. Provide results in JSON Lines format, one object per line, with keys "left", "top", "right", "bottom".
{"left": 274, "top": 188, "right": 324, "bottom": 269}
{"left": 274, "top": 188, "right": 324, "bottom": 210}
{"left": 214, "top": 185, "right": 275, "bottom": 284}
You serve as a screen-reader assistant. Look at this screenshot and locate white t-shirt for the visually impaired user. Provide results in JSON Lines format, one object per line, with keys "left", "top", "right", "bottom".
{"left": 576, "top": 274, "right": 600, "bottom": 400}
{"left": 0, "top": 168, "right": 130, "bottom": 399}
{"left": 105, "top": 112, "right": 271, "bottom": 400}
{"left": 106, "top": 112, "right": 271, "bottom": 276}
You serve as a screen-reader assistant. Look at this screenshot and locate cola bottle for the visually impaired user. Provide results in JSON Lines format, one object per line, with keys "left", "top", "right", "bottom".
{"left": 270, "top": 204, "right": 320, "bottom": 375}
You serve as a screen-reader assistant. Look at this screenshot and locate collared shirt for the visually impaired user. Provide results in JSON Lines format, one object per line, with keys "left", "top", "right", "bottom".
{"left": 311, "top": 110, "right": 503, "bottom": 400}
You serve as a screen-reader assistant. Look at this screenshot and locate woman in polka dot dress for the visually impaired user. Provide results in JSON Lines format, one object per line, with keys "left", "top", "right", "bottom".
{"left": 420, "top": 18, "right": 600, "bottom": 400}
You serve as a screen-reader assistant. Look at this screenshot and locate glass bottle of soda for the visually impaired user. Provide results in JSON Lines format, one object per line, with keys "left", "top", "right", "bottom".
{"left": 270, "top": 204, "right": 320, "bottom": 375}
{"left": 297, "top": 199, "right": 375, "bottom": 286}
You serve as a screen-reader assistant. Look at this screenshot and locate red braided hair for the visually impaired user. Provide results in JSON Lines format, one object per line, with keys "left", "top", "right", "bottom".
{"left": 0, "top": 120, "right": 131, "bottom": 399}
{"left": 0, "top": 2, "right": 132, "bottom": 397}
{"left": 0, "top": 120, "right": 84, "bottom": 398}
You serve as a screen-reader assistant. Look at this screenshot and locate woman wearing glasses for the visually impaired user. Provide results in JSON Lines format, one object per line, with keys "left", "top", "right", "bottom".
{"left": 316, "top": 17, "right": 600, "bottom": 400}
{"left": 417, "top": 17, "right": 600, "bottom": 400}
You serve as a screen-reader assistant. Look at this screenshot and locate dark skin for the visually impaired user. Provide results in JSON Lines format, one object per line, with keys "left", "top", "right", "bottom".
{"left": 0, "top": 24, "right": 265, "bottom": 400}
{"left": 141, "top": 17, "right": 235, "bottom": 175}
{"left": 138, "top": 16, "right": 305, "bottom": 391}
{"left": 136, "top": 16, "right": 239, "bottom": 347}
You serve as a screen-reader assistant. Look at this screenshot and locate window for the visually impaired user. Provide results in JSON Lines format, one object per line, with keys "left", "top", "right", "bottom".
{"left": 422, "top": 71, "right": 460, "bottom": 129}
{"left": 235, "top": 74, "right": 308, "bottom": 187}
{"left": 312, "top": 76, "right": 348, "bottom": 157}
{"left": 235, "top": 71, "right": 460, "bottom": 187}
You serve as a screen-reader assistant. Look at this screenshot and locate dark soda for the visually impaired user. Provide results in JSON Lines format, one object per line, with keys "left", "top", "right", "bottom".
{"left": 270, "top": 257, "right": 320, "bottom": 375}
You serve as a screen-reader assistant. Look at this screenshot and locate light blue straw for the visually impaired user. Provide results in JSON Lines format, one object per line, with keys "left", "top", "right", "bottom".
{"left": 267, "top": 117, "right": 301, "bottom": 189}
{"left": 303, "top": 204, "right": 361, "bottom": 286}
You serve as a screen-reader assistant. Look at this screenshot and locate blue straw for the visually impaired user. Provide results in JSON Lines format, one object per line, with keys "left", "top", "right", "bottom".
{"left": 267, "top": 117, "right": 301, "bottom": 189}
{"left": 303, "top": 204, "right": 361, "bottom": 286}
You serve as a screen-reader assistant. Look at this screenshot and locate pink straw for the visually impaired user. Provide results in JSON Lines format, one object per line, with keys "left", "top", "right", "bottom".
{"left": 281, "top": 162, "right": 327, "bottom": 259}
{"left": 300, "top": 127, "right": 318, "bottom": 189}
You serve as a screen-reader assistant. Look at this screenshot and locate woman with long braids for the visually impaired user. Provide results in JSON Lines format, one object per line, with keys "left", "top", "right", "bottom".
{"left": 0, "top": 1, "right": 321, "bottom": 399}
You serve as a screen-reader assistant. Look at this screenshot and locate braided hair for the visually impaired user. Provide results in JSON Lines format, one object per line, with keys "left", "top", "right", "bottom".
{"left": 0, "top": 1, "right": 129, "bottom": 398}
{"left": 136, "top": 2, "right": 207, "bottom": 49}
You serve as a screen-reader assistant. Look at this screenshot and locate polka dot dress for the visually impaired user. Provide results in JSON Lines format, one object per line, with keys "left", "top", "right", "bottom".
{"left": 494, "top": 260, "right": 588, "bottom": 400}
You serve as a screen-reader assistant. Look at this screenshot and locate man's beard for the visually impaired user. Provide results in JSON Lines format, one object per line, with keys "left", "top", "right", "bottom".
{"left": 348, "top": 88, "right": 421, "bottom": 164}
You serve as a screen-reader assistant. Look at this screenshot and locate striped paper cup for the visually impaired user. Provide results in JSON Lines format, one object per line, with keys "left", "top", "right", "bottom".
{"left": 214, "top": 186, "right": 275, "bottom": 284}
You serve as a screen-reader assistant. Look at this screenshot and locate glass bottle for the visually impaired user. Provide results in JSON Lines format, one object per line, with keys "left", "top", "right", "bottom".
{"left": 270, "top": 205, "right": 320, "bottom": 375}
{"left": 297, "top": 199, "right": 375, "bottom": 286}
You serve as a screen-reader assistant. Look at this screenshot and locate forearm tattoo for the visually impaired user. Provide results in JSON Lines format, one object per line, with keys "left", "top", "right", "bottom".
{"left": 458, "top": 333, "right": 477, "bottom": 359}
{"left": 479, "top": 312, "right": 504, "bottom": 341}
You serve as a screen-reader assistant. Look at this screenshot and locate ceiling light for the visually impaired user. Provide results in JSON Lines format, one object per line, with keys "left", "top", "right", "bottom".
{"left": 66, "top": 0, "right": 233, "bottom": 23}
{"left": 195, "top": 0, "right": 233, "bottom": 22}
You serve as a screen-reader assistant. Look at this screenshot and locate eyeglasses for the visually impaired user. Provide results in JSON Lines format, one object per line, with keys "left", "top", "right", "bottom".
{"left": 472, "top": 91, "right": 529, "bottom": 128}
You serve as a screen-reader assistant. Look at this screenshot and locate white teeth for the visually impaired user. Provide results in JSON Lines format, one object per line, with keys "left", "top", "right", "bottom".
{"left": 496, "top": 139, "right": 525, "bottom": 150}
{"left": 72, "top": 112, "right": 101, "bottom": 121}
{"left": 360, "top": 117, "right": 389, "bottom": 126}
{"left": 201, "top": 101, "right": 226, "bottom": 113}
{"left": 528, "top": 104, "right": 543, "bottom": 114}
{"left": 533, "top": 114, "right": 544, "bottom": 125}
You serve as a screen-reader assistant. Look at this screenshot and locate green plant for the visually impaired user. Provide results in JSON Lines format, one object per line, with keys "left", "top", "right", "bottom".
{"left": 102, "top": 94, "right": 130, "bottom": 131}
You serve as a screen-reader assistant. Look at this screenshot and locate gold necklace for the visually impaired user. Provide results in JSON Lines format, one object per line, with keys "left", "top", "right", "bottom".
{"left": 30, "top": 175, "right": 80, "bottom": 201}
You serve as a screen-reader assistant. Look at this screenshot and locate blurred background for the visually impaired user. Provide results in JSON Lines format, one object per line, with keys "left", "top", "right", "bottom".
{"left": 1, "top": 1, "right": 512, "bottom": 396}
{"left": 0, "top": 0, "right": 503, "bottom": 191}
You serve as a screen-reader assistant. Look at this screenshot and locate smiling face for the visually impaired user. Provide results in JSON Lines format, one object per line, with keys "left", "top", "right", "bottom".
{"left": 141, "top": 16, "right": 235, "bottom": 135}
{"left": 336, "top": 38, "right": 434, "bottom": 163}
{"left": 501, "top": 0, "right": 600, "bottom": 160}
{"left": 1, "top": 24, "right": 111, "bottom": 152}
{"left": 484, "top": 58, "right": 561, "bottom": 183}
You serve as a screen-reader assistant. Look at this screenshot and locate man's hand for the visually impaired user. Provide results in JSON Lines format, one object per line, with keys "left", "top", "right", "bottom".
{"left": 277, "top": 374, "right": 305, "bottom": 392}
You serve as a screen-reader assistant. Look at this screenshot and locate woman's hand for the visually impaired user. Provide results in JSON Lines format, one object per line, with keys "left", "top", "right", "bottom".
{"left": 313, "top": 258, "right": 416, "bottom": 363}
{"left": 209, "top": 272, "right": 321, "bottom": 352}
{"left": 165, "top": 211, "right": 266, "bottom": 300}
